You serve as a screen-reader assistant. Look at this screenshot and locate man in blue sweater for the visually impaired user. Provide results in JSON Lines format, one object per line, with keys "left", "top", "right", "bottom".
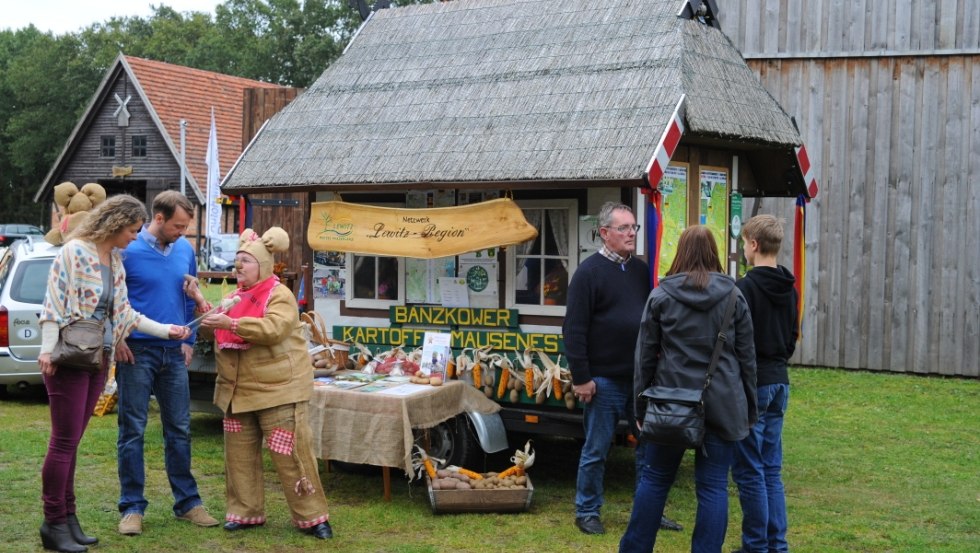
{"left": 564, "top": 201, "right": 680, "bottom": 536}
{"left": 115, "top": 191, "right": 218, "bottom": 536}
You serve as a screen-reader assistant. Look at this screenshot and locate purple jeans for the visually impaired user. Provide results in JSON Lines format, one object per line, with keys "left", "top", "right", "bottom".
{"left": 41, "top": 359, "right": 107, "bottom": 523}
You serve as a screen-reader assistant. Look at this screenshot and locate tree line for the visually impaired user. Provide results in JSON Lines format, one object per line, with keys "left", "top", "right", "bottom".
{"left": 0, "top": 0, "right": 430, "bottom": 226}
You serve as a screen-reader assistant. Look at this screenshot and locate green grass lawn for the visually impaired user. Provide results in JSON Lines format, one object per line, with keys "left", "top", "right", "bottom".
{"left": 0, "top": 368, "right": 977, "bottom": 552}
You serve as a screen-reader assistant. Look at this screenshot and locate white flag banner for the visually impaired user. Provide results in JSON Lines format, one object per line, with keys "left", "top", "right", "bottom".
{"left": 205, "top": 108, "right": 222, "bottom": 238}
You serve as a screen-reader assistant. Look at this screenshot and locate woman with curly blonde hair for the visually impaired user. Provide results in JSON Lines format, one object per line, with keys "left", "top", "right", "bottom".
{"left": 38, "top": 194, "right": 190, "bottom": 552}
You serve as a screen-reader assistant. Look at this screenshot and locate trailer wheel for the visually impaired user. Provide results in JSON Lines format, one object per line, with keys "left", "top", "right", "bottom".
{"left": 416, "top": 414, "right": 480, "bottom": 470}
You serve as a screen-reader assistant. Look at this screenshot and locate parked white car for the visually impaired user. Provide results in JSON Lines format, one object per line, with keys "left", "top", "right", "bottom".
{"left": 0, "top": 238, "right": 59, "bottom": 393}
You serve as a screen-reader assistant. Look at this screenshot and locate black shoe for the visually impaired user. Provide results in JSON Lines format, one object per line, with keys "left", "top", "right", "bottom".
{"left": 223, "top": 521, "right": 263, "bottom": 531}
{"left": 575, "top": 515, "right": 605, "bottom": 535}
{"left": 40, "top": 522, "right": 87, "bottom": 553}
{"left": 659, "top": 515, "right": 683, "bottom": 531}
{"left": 305, "top": 521, "right": 333, "bottom": 539}
{"left": 65, "top": 514, "right": 98, "bottom": 546}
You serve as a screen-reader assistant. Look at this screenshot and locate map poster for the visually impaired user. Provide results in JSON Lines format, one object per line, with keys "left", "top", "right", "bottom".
{"left": 658, "top": 163, "right": 688, "bottom": 278}
{"left": 699, "top": 167, "right": 729, "bottom": 264}
{"left": 406, "top": 190, "right": 456, "bottom": 303}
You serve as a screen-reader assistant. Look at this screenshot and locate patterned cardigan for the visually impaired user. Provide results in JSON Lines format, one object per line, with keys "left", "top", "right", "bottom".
{"left": 40, "top": 238, "right": 143, "bottom": 356}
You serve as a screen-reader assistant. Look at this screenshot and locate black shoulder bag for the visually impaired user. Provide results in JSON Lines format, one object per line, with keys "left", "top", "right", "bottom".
{"left": 639, "top": 288, "right": 738, "bottom": 449}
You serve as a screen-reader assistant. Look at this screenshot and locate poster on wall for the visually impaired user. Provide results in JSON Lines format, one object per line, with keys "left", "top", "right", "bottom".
{"left": 699, "top": 166, "right": 729, "bottom": 264}
{"left": 658, "top": 163, "right": 689, "bottom": 277}
{"left": 578, "top": 215, "right": 599, "bottom": 264}
{"left": 312, "top": 267, "right": 346, "bottom": 299}
{"left": 313, "top": 251, "right": 346, "bottom": 299}
{"left": 406, "top": 190, "right": 457, "bottom": 303}
{"left": 438, "top": 277, "right": 469, "bottom": 307}
{"left": 459, "top": 261, "right": 498, "bottom": 308}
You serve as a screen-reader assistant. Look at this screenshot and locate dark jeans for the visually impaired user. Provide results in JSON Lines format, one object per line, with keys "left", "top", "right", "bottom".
{"left": 41, "top": 361, "right": 107, "bottom": 523}
{"left": 733, "top": 383, "right": 790, "bottom": 553}
{"left": 620, "top": 433, "right": 735, "bottom": 553}
{"left": 116, "top": 343, "right": 202, "bottom": 517}
{"left": 575, "top": 376, "right": 632, "bottom": 518}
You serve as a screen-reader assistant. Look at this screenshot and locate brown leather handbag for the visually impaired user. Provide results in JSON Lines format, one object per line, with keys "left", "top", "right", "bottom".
{"left": 51, "top": 319, "right": 105, "bottom": 372}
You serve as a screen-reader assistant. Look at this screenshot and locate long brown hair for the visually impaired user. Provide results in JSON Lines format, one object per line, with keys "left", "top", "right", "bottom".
{"left": 666, "top": 225, "right": 723, "bottom": 289}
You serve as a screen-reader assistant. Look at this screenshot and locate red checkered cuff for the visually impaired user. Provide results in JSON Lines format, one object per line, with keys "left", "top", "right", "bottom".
{"left": 223, "top": 418, "right": 242, "bottom": 433}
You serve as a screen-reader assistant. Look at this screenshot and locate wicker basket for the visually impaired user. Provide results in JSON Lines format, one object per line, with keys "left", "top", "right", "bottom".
{"left": 302, "top": 311, "right": 350, "bottom": 370}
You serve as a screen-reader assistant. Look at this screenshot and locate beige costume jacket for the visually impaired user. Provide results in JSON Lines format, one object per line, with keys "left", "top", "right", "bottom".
{"left": 211, "top": 285, "right": 312, "bottom": 413}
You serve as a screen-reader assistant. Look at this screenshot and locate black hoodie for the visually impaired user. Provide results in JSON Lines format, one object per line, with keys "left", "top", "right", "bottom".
{"left": 735, "top": 265, "right": 798, "bottom": 386}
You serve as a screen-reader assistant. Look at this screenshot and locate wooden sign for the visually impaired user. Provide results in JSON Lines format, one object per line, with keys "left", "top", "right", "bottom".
{"left": 308, "top": 198, "right": 538, "bottom": 259}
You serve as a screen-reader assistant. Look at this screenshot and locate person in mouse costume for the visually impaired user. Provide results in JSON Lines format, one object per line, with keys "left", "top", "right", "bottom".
{"left": 45, "top": 182, "right": 108, "bottom": 246}
{"left": 188, "top": 227, "right": 332, "bottom": 539}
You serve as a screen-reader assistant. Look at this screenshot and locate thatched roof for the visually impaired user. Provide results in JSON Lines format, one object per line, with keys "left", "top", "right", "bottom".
{"left": 223, "top": 0, "right": 804, "bottom": 194}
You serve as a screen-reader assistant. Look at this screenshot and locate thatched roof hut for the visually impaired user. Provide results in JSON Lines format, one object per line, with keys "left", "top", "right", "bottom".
{"left": 222, "top": 0, "right": 810, "bottom": 197}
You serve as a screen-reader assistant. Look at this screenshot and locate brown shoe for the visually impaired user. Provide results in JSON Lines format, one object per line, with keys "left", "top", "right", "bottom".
{"left": 118, "top": 513, "right": 143, "bottom": 536}
{"left": 176, "top": 505, "right": 219, "bottom": 527}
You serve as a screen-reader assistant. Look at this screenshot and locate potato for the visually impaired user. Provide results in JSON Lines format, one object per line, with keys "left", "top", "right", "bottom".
{"left": 509, "top": 389, "right": 519, "bottom": 403}
{"left": 455, "top": 481, "right": 472, "bottom": 490}
{"left": 429, "top": 376, "right": 443, "bottom": 386}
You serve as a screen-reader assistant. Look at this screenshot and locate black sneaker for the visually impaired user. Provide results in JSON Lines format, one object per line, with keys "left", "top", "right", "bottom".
{"left": 575, "top": 516, "right": 605, "bottom": 535}
{"left": 660, "top": 515, "right": 683, "bottom": 531}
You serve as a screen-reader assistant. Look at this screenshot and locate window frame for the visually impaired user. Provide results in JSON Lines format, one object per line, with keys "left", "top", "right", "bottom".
{"left": 131, "top": 135, "right": 147, "bottom": 157}
{"left": 505, "top": 198, "right": 579, "bottom": 317}
{"left": 344, "top": 253, "right": 406, "bottom": 309}
{"left": 100, "top": 135, "right": 115, "bottom": 158}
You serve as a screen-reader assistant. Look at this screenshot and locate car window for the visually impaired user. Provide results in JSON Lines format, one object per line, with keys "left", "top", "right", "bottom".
{"left": 10, "top": 259, "right": 53, "bottom": 304}
{"left": 213, "top": 237, "right": 238, "bottom": 254}
{"left": 0, "top": 251, "right": 12, "bottom": 289}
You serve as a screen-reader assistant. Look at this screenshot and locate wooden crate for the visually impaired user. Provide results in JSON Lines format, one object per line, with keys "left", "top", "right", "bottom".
{"left": 426, "top": 476, "right": 533, "bottom": 514}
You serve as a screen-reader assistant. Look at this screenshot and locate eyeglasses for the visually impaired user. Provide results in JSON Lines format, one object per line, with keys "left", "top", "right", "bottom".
{"left": 604, "top": 224, "right": 641, "bottom": 233}
{"left": 234, "top": 257, "right": 258, "bottom": 265}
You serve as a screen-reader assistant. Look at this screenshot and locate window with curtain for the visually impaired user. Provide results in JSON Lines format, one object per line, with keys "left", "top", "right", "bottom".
{"left": 346, "top": 254, "right": 403, "bottom": 308}
{"left": 507, "top": 199, "right": 578, "bottom": 316}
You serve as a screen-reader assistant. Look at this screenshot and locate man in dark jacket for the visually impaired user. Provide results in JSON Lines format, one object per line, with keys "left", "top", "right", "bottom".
{"left": 732, "top": 214, "right": 799, "bottom": 553}
{"left": 563, "top": 202, "right": 680, "bottom": 535}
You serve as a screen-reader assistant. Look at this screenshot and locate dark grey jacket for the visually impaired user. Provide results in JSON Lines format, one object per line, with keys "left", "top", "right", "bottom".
{"left": 634, "top": 272, "right": 758, "bottom": 441}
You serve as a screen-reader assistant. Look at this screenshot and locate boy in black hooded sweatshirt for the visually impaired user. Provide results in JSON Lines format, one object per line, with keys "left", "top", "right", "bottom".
{"left": 732, "top": 215, "right": 799, "bottom": 553}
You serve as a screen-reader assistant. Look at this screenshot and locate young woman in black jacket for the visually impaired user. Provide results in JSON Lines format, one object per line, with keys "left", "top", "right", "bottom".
{"left": 620, "top": 225, "right": 757, "bottom": 553}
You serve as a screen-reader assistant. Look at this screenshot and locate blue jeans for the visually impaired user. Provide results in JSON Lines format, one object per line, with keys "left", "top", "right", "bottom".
{"left": 116, "top": 343, "right": 202, "bottom": 517}
{"left": 575, "top": 376, "right": 632, "bottom": 519}
{"left": 733, "top": 383, "right": 790, "bottom": 553}
{"left": 620, "top": 433, "right": 735, "bottom": 553}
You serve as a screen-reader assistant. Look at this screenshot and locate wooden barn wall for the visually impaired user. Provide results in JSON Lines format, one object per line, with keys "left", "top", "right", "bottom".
{"left": 718, "top": 1, "right": 980, "bottom": 377}
{"left": 60, "top": 73, "right": 180, "bottom": 191}
{"left": 240, "top": 88, "right": 307, "bottom": 291}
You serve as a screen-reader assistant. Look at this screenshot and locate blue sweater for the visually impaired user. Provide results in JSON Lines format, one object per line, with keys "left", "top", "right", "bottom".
{"left": 562, "top": 252, "right": 651, "bottom": 385}
{"left": 122, "top": 232, "right": 198, "bottom": 346}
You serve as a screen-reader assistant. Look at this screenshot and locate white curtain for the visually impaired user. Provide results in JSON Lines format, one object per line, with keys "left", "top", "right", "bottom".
{"left": 547, "top": 208, "right": 569, "bottom": 269}
{"left": 515, "top": 209, "right": 542, "bottom": 278}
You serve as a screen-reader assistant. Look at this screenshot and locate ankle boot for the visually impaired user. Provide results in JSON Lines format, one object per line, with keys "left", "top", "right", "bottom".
{"left": 39, "top": 521, "right": 87, "bottom": 553}
{"left": 66, "top": 514, "right": 98, "bottom": 546}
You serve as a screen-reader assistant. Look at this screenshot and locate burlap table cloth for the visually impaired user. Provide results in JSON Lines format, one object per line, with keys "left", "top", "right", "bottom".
{"left": 308, "top": 379, "right": 501, "bottom": 475}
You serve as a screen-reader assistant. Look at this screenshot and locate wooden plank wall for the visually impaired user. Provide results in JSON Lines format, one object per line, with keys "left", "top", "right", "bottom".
{"left": 719, "top": 0, "right": 980, "bottom": 376}
{"left": 240, "top": 88, "right": 309, "bottom": 295}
